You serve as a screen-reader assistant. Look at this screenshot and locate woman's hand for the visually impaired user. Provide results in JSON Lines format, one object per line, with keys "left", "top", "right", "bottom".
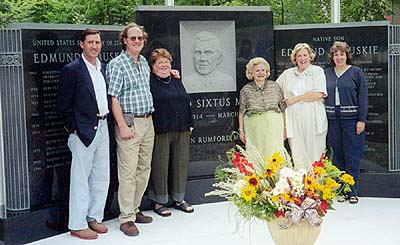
{"left": 283, "top": 127, "right": 287, "bottom": 141}
{"left": 239, "top": 130, "right": 246, "bottom": 144}
{"left": 356, "top": 121, "right": 365, "bottom": 135}
{"left": 283, "top": 96, "right": 298, "bottom": 106}
{"left": 171, "top": 69, "right": 180, "bottom": 79}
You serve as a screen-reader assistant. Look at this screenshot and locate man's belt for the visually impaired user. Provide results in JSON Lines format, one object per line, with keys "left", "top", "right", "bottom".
{"left": 134, "top": 113, "right": 152, "bottom": 118}
{"left": 96, "top": 114, "right": 108, "bottom": 120}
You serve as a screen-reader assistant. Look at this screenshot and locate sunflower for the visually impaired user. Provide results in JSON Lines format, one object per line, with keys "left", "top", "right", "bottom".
{"left": 241, "top": 185, "right": 256, "bottom": 201}
{"left": 304, "top": 175, "right": 317, "bottom": 192}
{"left": 266, "top": 152, "right": 285, "bottom": 166}
{"left": 264, "top": 162, "right": 278, "bottom": 177}
{"left": 245, "top": 174, "right": 260, "bottom": 188}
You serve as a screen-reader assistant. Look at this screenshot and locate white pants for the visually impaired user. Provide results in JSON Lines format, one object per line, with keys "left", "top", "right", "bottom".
{"left": 67, "top": 119, "right": 110, "bottom": 230}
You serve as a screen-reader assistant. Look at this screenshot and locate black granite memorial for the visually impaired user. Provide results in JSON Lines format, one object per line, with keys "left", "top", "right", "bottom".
{"left": 0, "top": 23, "right": 122, "bottom": 244}
{"left": 0, "top": 10, "right": 399, "bottom": 245}
{"left": 135, "top": 6, "right": 275, "bottom": 204}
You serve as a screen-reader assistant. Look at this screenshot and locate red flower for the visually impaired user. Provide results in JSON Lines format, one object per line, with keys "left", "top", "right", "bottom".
{"left": 275, "top": 211, "right": 285, "bottom": 218}
{"left": 312, "top": 158, "right": 324, "bottom": 169}
{"left": 312, "top": 152, "right": 326, "bottom": 169}
{"left": 232, "top": 152, "right": 254, "bottom": 176}
{"left": 319, "top": 200, "right": 329, "bottom": 213}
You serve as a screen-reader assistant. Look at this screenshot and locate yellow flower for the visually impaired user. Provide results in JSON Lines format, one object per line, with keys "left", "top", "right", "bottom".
{"left": 322, "top": 187, "right": 336, "bottom": 200}
{"left": 341, "top": 173, "right": 355, "bottom": 185}
{"left": 271, "top": 195, "right": 279, "bottom": 203}
{"left": 314, "top": 166, "right": 326, "bottom": 175}
{"left": 281, "top": 193, "right": 292, "bottom": 202}
{"left": 314, "top": 183, "right": 324, "bottom": 191}
{"left": 241, "top": 185, "right": 256, "bottom": 201}
{"left": 264, "top": 163, "right": 278, "bottom": 177}
{"left": 265, "top": 152, "right": 285, "bottom": 167}
{"left": 245, "top": 174, "right": 260, "bottom": 188}
{"left": 325, "top": 177, "right": 339, "bottom": 189}
{"left": 304, "top": 175, "right": 317, "bottom": 192}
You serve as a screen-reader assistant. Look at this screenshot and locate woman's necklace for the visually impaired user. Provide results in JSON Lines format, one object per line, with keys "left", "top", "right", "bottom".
{"left": 255, "top": 80, "right": 265, "bottom": 90}
{"left": 157, "top": 75, "right": 171, "bottom": 84}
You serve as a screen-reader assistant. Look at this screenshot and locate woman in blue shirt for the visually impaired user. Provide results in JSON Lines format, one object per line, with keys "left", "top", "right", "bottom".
{"left": 325, "top": 41, "right": 368, "bottom": 204}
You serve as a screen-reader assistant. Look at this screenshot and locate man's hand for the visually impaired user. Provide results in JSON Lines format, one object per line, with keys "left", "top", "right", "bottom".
{"left": 119, "top": 125, "right": 135, "bottom": 139}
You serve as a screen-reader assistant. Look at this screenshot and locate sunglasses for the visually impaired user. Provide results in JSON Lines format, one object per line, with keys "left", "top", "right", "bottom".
{"left": 128, "top": 36, "right": 144, "bottom": 42}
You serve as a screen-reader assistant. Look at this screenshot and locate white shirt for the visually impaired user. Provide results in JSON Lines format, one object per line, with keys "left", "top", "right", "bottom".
{"left": 82, "top": 54, "right": 109, "bottom": 116}
{"left": 276, "top": 65, "right": 328, "bottom": 138}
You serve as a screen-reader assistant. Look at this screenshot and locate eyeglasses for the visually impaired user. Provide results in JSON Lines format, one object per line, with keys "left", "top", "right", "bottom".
{"left": 155, "top": 60, "right": 171, "bottom": 65}
{"left": 128, "top": 36, "right": 144, "bottom": 42}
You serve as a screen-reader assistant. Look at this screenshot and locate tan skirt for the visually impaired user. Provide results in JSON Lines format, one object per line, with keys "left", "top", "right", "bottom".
{"left": 244, "top": 111, "right": 285, "bottom": 159}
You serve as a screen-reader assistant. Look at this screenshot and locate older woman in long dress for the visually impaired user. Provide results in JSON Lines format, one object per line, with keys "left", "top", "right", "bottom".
{"left": 276, "top": 43, "right": 328, "bottom": 169}
{"left": 238, "top": 57, "right": 286, "bottom": 159}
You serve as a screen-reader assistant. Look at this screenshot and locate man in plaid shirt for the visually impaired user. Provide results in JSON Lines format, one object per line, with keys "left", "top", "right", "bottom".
{"left": 107, "top": 23, "right": 154, "bottom": 237}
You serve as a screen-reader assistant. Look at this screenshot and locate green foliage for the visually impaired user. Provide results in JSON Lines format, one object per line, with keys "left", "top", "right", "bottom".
{"left": 341, "top": 0, "right": 390, "bottom": 22}
{"left": 0, "top": 0, "right": 48, "bottom": 27}
{"left": 0, "top": 0, "right": 392, "bottom": 28}
{"left": 232, "top": 193, "right": 277, "bottom": 220}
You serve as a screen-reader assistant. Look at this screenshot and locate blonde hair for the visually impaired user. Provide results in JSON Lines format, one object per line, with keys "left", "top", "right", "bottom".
{"left": 245, "top": 57, "right": 270, "bottom": 80}
{"left": 290, "top": 43, "right": 315, "bottom": 66}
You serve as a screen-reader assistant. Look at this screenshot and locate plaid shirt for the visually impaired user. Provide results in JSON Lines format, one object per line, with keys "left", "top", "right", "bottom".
{"left": 106, "top": 50, "right": 154, "bottom": 114}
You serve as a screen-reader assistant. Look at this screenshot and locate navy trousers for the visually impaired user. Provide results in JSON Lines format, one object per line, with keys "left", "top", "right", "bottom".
{"left": 327, "top": 109, "right": 365, "bottom": 196}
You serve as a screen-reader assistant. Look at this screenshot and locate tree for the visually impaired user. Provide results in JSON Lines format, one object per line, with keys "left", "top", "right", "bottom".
{"left": 0, "top": 0, "right": 392, "bottom": 28}
{"left": 0, "top": 0, "right": 48, "bottom": 27}
{"left": 341, "top": 0, "right": 390, "bottom": 22}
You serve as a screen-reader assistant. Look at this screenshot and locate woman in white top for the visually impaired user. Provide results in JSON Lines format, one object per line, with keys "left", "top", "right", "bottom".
{"left": 276, "top": 43, "right": 328, "bottom": 169}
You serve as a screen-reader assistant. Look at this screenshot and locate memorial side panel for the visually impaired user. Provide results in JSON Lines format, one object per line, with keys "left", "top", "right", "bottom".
{"left": 21, "top": 29, "right": 121, "bottom": 208}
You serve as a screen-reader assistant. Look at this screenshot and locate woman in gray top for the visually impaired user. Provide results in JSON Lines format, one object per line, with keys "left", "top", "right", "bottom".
{"left": 238, "top": 57, "right": 287, "bottom": 159}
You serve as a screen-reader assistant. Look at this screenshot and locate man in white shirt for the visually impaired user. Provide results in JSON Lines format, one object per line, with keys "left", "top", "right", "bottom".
{"left": 58, "top": 28, "right": 111, "bottom": 240}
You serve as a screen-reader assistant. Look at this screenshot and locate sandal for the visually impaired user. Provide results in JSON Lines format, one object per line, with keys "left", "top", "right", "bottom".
{"left": 349, "top": 196, "right": 359, "bottom": 204}
{"left": 153, "top": 204, "right": 172, "bottom": 217}
{"left": 337, "top": 194, "right": 348, "bottom": 203}
{"left": 175, "top": 201, "right": 194, "bottom": 213}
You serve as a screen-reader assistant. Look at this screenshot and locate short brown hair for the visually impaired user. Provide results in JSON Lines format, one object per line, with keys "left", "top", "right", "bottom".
{"left": 329, "top": 41, "right": 352, "bottom": 65}
{"left": 290, "top": 43, "right": 315, "bottom": 66}
{"left": 119, "top": 23, "right": 148, "bottom": 50}
{"left": 80, "top": 28, "right": 102, "bottom": 42}
{"left": 149, "top": 48, "right": 173, "bottom": 66}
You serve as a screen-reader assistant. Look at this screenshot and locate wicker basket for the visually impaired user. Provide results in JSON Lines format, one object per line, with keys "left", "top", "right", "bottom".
{"left": 267, "top": 218, "right": 322, "bottom": 245}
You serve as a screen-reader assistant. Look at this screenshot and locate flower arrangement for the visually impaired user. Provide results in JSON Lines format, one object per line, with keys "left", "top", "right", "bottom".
{"left": 206, "top": 145, "right": 354, "bottom": 228}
